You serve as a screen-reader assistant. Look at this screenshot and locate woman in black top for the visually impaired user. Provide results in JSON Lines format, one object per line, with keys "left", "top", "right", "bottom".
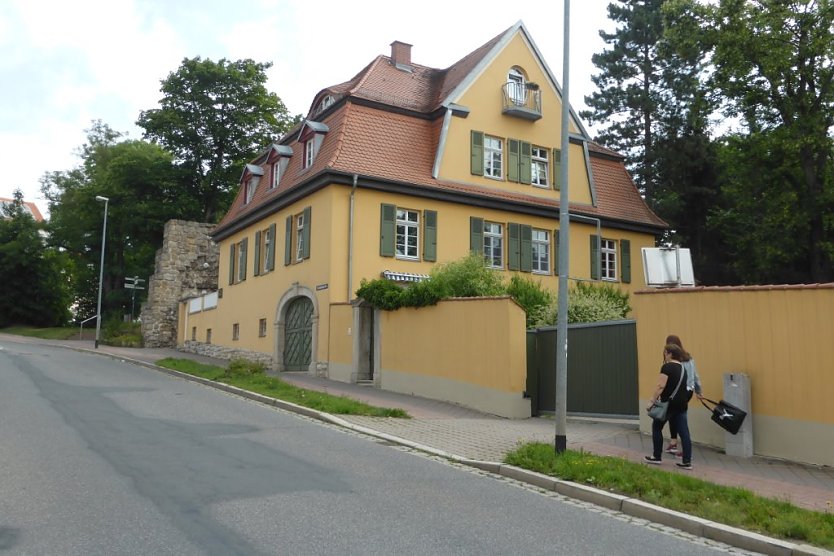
{"left": 645, "top": 343, "right": 693, "bottom": 469}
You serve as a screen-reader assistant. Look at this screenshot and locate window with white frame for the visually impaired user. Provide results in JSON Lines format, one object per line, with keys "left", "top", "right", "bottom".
{"left": 245, "top": 177, "right": 257, "bottom": 204}
{"left": 271, "top": 162, "right": 280, "bottom": 189}
{"left": 395, "top": 209, "right": 419, "bottom": 259}
{"left": 531, "top": 146, "right": 549, "bottom": 187}
{"left": 295, "top": 212, "right": 305, "bottom": 262}
{"left": 236, "top": 240, "right": 247, "bottom": 282}
{"left": 532, "top": 229, "right": 550, "bottom": 273}
{"left": 484, "top": 136, "right": 503, "bottom": 179}
{"left": 304, "top": 140, "right": 315, "bottom": 168}
{"left": 507, "top": 67, "right": 526, "bottom": 106}
{"left": 601, "top": 238, "right": 617, "bottom": 280}
{"left": 483, "top": 222, "right": 503, "bottom": 268}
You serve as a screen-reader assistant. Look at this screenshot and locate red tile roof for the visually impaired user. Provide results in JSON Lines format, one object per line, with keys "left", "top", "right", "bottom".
{"left": 214, "top": 23, "right": 667, "bottom": 236}
{"left": 0, "top": 197, "right": 44, "bottom": 222}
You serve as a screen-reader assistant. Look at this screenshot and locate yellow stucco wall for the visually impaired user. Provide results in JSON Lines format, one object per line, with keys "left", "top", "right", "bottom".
{"left": 632, "top": 285, "right": 834, "bottom": 466}
{"left": 439, "top": 33, "right": 593, "bottom": 205}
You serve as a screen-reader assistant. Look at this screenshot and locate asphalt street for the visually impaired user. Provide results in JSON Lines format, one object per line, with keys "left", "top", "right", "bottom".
{"left": 0, "top": 340, "right": 750, "bottom": 555}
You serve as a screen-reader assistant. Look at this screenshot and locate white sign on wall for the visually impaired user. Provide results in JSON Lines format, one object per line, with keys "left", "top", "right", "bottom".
{"left": 642, "top": 247, "right": 696, "bottom": 287}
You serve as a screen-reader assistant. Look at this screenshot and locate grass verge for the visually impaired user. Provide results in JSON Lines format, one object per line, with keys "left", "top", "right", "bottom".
{"left": 505, "top": 442, "right": 834, "bottom": 548}
{"left": 156, "top": 357, "right": 409, "bottom": 418}
{"left": 1, "top": 326, "right": 79, "bottom": 340}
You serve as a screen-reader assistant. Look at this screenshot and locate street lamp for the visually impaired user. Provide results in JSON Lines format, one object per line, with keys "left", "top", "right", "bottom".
{"left": 94, "top": 196, "right": 109, "bottom": 349}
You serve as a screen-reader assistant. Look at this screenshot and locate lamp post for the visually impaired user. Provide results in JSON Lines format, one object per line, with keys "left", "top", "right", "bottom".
{"left": 94, "top": 196, "right": 109, "bottom": 349}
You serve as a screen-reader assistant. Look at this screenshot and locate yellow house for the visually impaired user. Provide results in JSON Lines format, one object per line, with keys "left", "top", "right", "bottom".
{"left": 182, "top": 21, "right": 667, "bottom": 391}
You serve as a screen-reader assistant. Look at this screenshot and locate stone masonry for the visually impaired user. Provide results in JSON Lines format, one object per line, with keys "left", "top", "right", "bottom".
{"left": 141, "top": 220, "right": 218, "bottom": 348}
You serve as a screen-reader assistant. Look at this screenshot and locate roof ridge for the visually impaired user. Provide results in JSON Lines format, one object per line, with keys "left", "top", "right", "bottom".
{"left": 349, "top": 55, "right": 387, "bottom": 96}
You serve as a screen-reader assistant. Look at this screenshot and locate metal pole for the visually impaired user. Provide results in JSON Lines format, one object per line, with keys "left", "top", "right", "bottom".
{"left": 555, "top": 0, "right": 571, "bottom": 454}
{"left": 94, "top": 196, "right": 109, "bottom": 349}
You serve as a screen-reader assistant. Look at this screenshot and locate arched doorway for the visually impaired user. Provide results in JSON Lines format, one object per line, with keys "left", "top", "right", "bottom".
{"left": 283, "top": 296, "right": 313, "bottom": 371}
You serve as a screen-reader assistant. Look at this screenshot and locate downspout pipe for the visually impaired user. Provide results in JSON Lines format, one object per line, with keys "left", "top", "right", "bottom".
{"left": 348, "top": 174, "right": 358, "bottom": 302}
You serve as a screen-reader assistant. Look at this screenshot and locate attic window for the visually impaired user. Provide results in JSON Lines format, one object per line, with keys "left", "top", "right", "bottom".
{"left": 318, "top": 95, "right": 335, "bottom": 112}
{"left": 245, "top": 176, "right": 258, "bottom": 204}
{"left": 299, "top": 121, "right": 329, "bottom": 169}
{"left": 241, "top": 163, "right": 263, "bottom": 204}
{"left": 266, "top": 144, "right": 293, "bottom": 189}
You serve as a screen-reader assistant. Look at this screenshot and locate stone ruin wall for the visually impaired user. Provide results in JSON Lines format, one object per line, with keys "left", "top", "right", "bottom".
{"left": 141, "top": 220, "right": 219, "bottom": 348}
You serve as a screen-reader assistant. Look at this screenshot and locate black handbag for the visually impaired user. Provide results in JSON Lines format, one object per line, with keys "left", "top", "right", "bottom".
{"left": 700, "top": 397, "right": 747, "bottom": 434}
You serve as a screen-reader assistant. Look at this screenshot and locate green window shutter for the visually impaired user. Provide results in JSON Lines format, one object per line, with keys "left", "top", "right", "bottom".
{"left": 284, "top": 216, "right": 292, "bottom": 266}
{"left": 620, "top": 239, "right": 631, "bottom": 283}
{"left": 267, "top": 223, "right": 276, "bottom": 271}
{"left": 228, "top": 244, "right": 235, "bottom": 285}
{"left": 423, "top": 210, "right": 437, "bottom": 262}
{"left": 553, "top": 229, "right": 560, "bottom": 275}
{"left": 380, "top": 203, "right": 395, "bottom": 257}
{"left": 240, "top": 237, "right": 248, "bottom": 281}
{"left": 470, "top": 131, "right": 484, "bottom": 176}
{"left": 301, "top": 206, "right": 311, "bottom": 259}
{"left": 507, "top": 139, "right": 519, "bottom": 182}
{"left": 253, "top": 230, "right": 261, "bottom": 276}
{"left": 520, "top": 224, "right": 532, "bottom": 272}
{"left": 508, "top": 222, "right": 520, "bottom": 270}
{"left": 470, "top": 216, "right": 483, "bottom": 255}
{"left": 553, "top": 148, "right": 562, "bottom": 190}
{"left": 590, "top": 234, "right": 600, "bottom": 280}
{"left": 519, "top": 142, "right": 532, "bottom": 185}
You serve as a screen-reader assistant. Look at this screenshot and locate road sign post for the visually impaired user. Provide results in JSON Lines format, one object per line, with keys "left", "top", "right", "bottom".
{"left": 124, "top": 276, "right": 146, "bottom": 321}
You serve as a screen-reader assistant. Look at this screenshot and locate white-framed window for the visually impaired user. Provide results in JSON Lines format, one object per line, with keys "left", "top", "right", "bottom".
{"left": 484, "top": 135, "right": 503, "bottom": 179}
{"left": 259, "top": 318, "right": 267, "bottom": 337}
{"left": 295, "top": 212, "right": 305, "bottom": 262}
{"left": 484, "top": 222, "right": 503, "bottom": 268}
{"left": 507, "top": 67, "right": 526, "bottom": 106}
{"left": 245, "top": 177, "right": 257, "bottom": 204}
{"left": 532, "top": 229, "right": 550, "bottom": 274}
{"left": 531, "top": 146, "right": 549, "bottom": 187}
{"left": 236, "top": 240, "right": 247, "bottom": 282}
{"left": 304, "top": 140, "right": 315, "bottom": 168}
{"left": 601, "top": 238, "right": 617, "bottom": 281}
{"left": 318, "top": 94, "right": 335, "bottom": 112}
{"left": 271, "top": 162, "right": 280, "bottom": 189}
{"left": 232, "top": 323, "right": 240, "bottom": 341}
{"left": 395, "top": 208, "right": 419, "bottom": 259}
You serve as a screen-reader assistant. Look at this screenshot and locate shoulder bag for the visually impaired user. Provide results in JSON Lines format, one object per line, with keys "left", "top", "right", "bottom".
{"left": 646, "top": 363, "right": 684, "bottom": 422}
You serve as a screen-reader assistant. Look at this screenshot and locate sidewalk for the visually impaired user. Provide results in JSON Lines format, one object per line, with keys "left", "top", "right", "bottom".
{"left": 6, "top": 335, "right": 833, "bottom": 519}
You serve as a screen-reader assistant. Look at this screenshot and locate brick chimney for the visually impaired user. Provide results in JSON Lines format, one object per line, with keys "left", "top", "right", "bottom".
{"left": 390, "top": 41, "right": 412, "bottom": 70}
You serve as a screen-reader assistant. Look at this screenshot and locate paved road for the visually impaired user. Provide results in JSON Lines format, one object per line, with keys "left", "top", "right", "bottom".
{"left": 0, "top": 341, "right": 751, "bottom": 555}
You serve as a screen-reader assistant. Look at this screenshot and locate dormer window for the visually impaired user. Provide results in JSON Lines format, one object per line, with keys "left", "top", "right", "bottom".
{"left": 298, "top": 120, "right": 329, "bottom": 170}
{"left": 265, "top": 144, "right": 293, "bottom": 189}
{"left": 241, "top": 164, "right": 263, "bottom": 205}
{"left": 318, "top": 95, "right": 335, "bottom": 112}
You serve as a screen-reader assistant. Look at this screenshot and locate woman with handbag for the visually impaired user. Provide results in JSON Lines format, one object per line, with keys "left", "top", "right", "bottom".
{"left": 645, "top": 343, "right": 693, "bottom": 469}
{"left": 664, "top": 334, "right": 703, "bottom": 457}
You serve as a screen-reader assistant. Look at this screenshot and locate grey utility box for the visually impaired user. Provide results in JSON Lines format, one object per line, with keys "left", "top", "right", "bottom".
{"left": 723, "top": 372, "right": 753, "bottom": 457}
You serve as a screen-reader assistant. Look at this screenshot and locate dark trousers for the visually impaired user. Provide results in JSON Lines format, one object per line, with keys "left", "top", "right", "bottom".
{"left": 652, "top": 409, "right": 692, "bottom": 464}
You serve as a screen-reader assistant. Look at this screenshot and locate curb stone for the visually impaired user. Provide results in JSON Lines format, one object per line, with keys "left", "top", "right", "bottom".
{"left": 64, "top": 345, "right": 834, "bottom": 556}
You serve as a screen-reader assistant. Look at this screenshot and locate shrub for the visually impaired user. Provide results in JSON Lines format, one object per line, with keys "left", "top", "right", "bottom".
{"left": 543, "top": 281, "right": 631, "bottom": 324}
{"left": 506, "top": 274, "right": 554, "bottom": 328}
{"left": 102, "top": 318, "right": 143, "bottom": 347}
{"left": 356, "top": 278, "right": 406, "bottom": 310}
{"left": 428, "top": 253, "right": 505, "bottom": 298}
{"left": 224, "top": 358, "right": 266, "bottom": 378}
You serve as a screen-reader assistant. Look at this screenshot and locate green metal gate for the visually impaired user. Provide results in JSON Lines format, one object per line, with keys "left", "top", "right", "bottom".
{"left": 526, "top": 320, "right": 638, "bottom": 417}
{"left": 283, "top": 297, "right": 312, "bottom": 371}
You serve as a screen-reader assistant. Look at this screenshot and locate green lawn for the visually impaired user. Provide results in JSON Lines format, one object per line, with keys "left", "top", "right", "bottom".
{"left": 155, "top": 358, "right": 409, "bottom": 418}
{"left": 505, "top": 443, "right": 834, "bottom": 549}
{"left": 1, "top": 326, "right": 80, "bottom": 340}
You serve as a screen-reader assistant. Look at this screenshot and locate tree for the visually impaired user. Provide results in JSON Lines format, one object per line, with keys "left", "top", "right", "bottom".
{"left": 42, "top": 122, "right": 187, "bottom": 320}
{"left": 0, "top": 190, "right": 71, "bottom": 327}
{"left": 137, "top": 57, "right": 298, "bottom": 222}
{"left": 583, "top": 0, "right": 724, "bottom": 283}
{"left": 706, "top": 0, "right": 834, "bottom": 282}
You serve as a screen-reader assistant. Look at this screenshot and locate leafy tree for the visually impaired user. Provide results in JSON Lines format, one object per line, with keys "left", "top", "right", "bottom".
{"left": 0, "top": 190, "right": 71, "bottom": 327}
{"left": 137, "top": 57, "right": 298, "bottom": 221}
{"left": 705, "top": 0, "right": 834, "bottom": 282}
{"left": 42, "top": 122, "right": 186, "bottom": 320}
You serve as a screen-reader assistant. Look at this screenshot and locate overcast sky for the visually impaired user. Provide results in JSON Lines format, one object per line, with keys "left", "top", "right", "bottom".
{"left": 1, "top": 0, "right": 614, "bottom": 215}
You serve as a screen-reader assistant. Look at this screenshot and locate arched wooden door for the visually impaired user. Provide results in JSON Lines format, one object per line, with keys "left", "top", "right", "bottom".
{"left": 283, "top": 297, "right": 313, "bottom": 371}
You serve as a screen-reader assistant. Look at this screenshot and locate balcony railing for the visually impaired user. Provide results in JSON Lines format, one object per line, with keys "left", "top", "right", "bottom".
{"left": 502, "top": 82, "right": 542, "bottom": 121}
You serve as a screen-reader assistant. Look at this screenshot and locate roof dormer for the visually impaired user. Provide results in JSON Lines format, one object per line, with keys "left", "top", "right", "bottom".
{"left": 240, "top": 164, "right": 263, "bottom": 205}
{"left": 265, "top": 144, "right": 293, "bottom": 190}
{"left": 298, "top": 121, "right": 329, "bottom": 169}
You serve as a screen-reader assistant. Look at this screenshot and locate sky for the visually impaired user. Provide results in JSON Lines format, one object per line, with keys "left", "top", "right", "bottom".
{"left": 0, "top": 0, "right": 614, "bottom": 216}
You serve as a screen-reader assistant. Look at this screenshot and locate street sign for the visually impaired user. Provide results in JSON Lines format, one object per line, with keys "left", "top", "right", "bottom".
{"left": 124, "top": 284, "right": 145, "bottom": 290}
